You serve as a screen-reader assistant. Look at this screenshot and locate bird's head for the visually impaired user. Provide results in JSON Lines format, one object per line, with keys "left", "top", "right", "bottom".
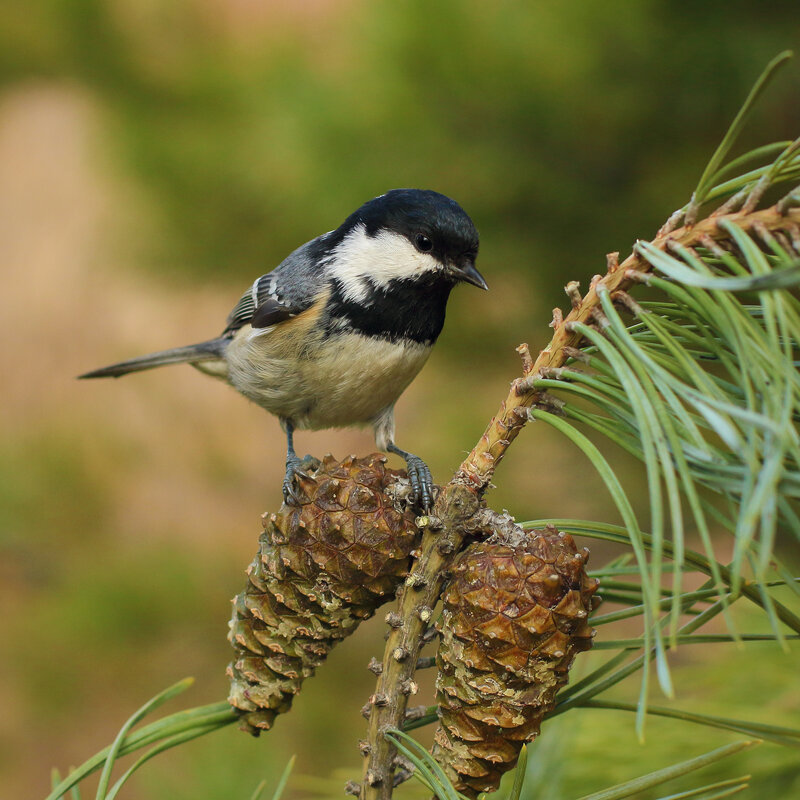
{"left": 329, "top": 189, "right": 486, "bottom": 302}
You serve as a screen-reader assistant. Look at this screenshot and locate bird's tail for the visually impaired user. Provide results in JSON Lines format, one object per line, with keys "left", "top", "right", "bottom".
{"left": 78, "top": 338, "right": 227, "bottom": 379}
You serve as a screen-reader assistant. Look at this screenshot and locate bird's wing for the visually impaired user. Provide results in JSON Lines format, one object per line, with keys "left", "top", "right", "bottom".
{"left": 221, "top": 236, "right": 333, "bottom": 338}
{"left": 222, "top": 273, "right": 296, "bottom": 336}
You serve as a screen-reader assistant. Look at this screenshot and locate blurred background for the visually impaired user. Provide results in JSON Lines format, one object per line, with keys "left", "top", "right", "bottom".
{"left": 1, "top": 1, "right": 799, "bottom": 798}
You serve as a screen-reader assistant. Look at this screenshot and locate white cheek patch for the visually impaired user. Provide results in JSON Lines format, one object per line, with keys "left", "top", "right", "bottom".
{"left": 330, "top": 223, "right": 441, "bottom": 303}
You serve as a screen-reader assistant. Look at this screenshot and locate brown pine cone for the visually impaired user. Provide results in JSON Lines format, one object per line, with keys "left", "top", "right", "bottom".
{"left": 431, "top": 523, "right": 598, "bottom": 797}
{"left": 228, "top": 454, "right": 420, "bottom": 734}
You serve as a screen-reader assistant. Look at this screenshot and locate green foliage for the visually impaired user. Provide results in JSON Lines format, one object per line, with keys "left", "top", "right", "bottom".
{"left": 2, "top": 2, "right": 798, "bottom": 311}
{"left": 509, "top": 52, "right": 800, "bottom": 733}
{"left": 529, "top": 204, "right": 800, "bottom": 707}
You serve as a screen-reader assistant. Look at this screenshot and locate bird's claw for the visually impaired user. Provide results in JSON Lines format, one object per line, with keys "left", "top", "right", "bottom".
{"left": 405, "top": 455, "right": 434, "bottom": 512}
{"left": 282, "top": 454, "right": 319, "bottom": 506}
{"left": 297, "top": 454, "right": 321, "bottom": 472}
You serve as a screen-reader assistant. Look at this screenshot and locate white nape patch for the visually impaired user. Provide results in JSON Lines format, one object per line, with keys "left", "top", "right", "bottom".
{"left": 330, "top": 223, "right": 441, "bottom": 302}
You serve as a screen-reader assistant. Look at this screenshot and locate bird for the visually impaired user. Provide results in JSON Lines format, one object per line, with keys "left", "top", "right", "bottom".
{"left": 79, "top": 189, "right": 486, "bottom": 510}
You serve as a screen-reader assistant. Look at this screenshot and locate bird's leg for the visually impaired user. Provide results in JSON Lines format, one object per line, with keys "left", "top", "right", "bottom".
{"left": 281, "top": 420, "right": 320, "bottom": 505}
{"left": 280, "top": 421, "right": 302, "bottom": 504}
{"left": 386, "top": 441, "right": 435, "bottom": 512}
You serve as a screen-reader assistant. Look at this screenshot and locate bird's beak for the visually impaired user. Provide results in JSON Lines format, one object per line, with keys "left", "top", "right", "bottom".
{"left": 451, "top": 259, "right": 488, "bottom": 290}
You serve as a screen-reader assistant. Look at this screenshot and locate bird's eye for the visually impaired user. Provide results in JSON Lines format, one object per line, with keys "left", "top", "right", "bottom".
{"left": 415, "top": 234, "right": 433, "bottom": 253}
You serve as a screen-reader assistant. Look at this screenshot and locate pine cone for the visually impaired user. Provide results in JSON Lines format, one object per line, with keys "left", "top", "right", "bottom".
{"left": 432, "top": 523, "right": 598, "bottom": 797}
{"left": 228, "top": 454, "right": 420, "bottom": 734}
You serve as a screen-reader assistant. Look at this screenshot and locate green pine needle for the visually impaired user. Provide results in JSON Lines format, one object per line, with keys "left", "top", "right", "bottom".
{"left": 690, "top": 50, "right": 793, "bottom": 213}
{"left": 46, "top": 695, "right": 236, "bottom": 800}
{"left": 94, "top": 677, "right": 195, "bottom": 800}
{"left": 573, "top": 741, "right": 758, "bottom": 800}
{"left": 270, "top": 756, "right": 296, "bottom": 800}
{"left": 508, "top": 745, "right": 528, "bottom": 800}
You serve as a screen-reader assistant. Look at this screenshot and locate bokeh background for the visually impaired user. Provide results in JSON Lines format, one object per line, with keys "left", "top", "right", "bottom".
{"left": 2, "top": 2, "right": 800, "bottom": 798}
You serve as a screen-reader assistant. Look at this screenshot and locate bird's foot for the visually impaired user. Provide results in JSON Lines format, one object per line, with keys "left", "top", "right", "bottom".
{"left": 282, "top": 454, "right": 320, "bottom": 505}
{"left": 298, "top": 454, "right": 321, "bottom": 472}
{"left": 405, "top": 454, "right": 435, "bottom": 512}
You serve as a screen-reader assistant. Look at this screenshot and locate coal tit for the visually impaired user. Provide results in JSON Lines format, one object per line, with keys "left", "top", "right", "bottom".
{"left": 80, "top": 189, "right": 486, "bottom": 509}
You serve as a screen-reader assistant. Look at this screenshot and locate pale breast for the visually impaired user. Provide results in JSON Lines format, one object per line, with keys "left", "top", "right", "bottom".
{"left": 224, "top": 323, "right": 432, "bottom": 430}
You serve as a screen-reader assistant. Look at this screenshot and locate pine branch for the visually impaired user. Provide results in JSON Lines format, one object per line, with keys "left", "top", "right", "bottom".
{"left": 456, "top": 204, "right": 800, "bottom": 491}
{"left": 358, "top": 200, "right": 800, "bottom": 800}
{"left": 357, "top": 496, "right": 486, "bottom": 799}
